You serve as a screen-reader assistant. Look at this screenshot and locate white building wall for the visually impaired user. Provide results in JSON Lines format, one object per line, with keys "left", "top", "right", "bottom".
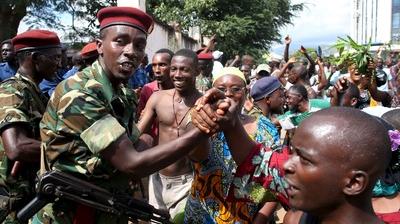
{"left": 352, "top": 0, "right": 392, "bottom": 44}
{"left": 377, "top": 0, "right": 393, "bottom": 43}
{"left": 118, "top": 0, "right": 146, "bottom": 11}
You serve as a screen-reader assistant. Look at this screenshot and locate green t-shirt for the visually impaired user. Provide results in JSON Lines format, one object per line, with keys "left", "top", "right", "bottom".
{"left": 278, "top": 99, "right": 330, "bottom": 129}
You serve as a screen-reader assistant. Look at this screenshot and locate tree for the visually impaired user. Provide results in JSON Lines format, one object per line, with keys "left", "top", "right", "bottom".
{"left": 0, "top": 0, "right": 116, "bottom": 42}
{"left": 290, "top": 47, "right": 318, "bottom": 61}
{"left": 147, "top": 0, "right": 303, "bottom": 59}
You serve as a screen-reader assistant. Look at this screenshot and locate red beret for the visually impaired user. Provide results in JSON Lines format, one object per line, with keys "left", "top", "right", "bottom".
{"left": 198, "top": 52, "right": 213, "bottom": 60}
{"left": 12, "top": 29, "right": 61, "bottom": 52}
{"left": 97, "top": 6, "right": 154, "bottom": 34}
{"left": 80, "top": 42, "right": 98, "bottom": 59}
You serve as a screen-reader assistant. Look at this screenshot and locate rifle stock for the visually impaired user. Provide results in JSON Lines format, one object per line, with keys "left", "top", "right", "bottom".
{"left": 16, "top": 196, "right": 50, "bottom": 222}
{"left": 17, "top": 171, "right": 172, "bottom": 224}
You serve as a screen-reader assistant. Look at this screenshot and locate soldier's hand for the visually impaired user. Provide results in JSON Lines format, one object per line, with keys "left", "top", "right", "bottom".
{"left": 191, "top": 104, "right": 219, "bottom": 134}
{"left": 192, "top": 88, "right": 242, "bottom": 134}
{"left": 192, "top": 88, "right": 227, "bottom": 134}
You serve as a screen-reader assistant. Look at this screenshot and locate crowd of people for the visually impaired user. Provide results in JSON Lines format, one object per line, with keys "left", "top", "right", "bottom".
{"left": 0, "top": 5, "right": 399, "bottom": 224}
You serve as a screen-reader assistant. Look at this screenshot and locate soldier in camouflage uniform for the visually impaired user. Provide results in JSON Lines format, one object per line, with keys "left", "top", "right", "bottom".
{"left": 195, "top": 53, "right": 213, "bottom": 94}
{"left": 0, "top": 30, "right": 61, "bottom": 223}
{"left": 38, "top": 6, "right": 211, "bottom": 224}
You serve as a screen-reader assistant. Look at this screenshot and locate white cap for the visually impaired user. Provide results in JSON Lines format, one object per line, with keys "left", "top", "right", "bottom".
{"left": 212, "top": 50, "right": 223, "bottom": 60}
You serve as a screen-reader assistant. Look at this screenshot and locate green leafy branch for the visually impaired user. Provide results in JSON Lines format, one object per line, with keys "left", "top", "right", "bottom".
{"left": 332, "top": 35, "right": 372, "bottom": 74}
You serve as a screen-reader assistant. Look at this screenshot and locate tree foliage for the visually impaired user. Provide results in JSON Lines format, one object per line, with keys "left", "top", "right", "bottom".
{"left": 0, "top": 0, "right": 116, "bottom": 43}
{"left": 332, "top": 36, "right": 372, "bottom": 74}
{"left": 2, "top": 0, "right": 302, "bottom": 57}
{"left": 147, "top": 0, "right": 303, "bottom": 59}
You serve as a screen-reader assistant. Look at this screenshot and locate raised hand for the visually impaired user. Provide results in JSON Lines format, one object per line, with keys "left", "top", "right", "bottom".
{"left": 288, "top": 57, "right": 296, "bottom": 64}
{"left": 316, "top": 57, "right": 323, "bottom": 65}
{"left": 300, "top": 45, "right": 307, "bottom": 54}
{"left": 334, "top": 77, "right": 349, "bottom": 93}
{"left": 208, "top": 34, "right": 217, "bottom": 51}
{"left": 284, "top": 35, "right": 291, "bottom": 45}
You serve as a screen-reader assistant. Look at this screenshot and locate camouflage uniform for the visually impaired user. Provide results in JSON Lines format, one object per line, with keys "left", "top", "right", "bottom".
{"left": 38, "top": 60, "right": 140, "bottom": 224}
{"left": 245, "top": 104, "right": 263, "bottom": 119}
{"left": 0, "top": 72, "right": 48, "bottom": 223}
{"left": 195, "top": 74, "right": 212, "bottom": 94}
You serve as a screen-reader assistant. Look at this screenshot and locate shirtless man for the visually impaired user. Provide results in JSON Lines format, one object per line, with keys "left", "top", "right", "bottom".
{"left": 138, "top": 49, "right": 202, "bottom": 220}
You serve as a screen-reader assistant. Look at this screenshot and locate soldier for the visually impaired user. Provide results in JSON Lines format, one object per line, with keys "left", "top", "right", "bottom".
{"left": 39, "top": 6, "right": 211, "bottom": 223}
{"left": 195, "top": 52, "right": 213, "bottom": 94}
{"left": 79, "top": 42, "right": 99, "bottom": 69}
{"left": 0, "top": 30, "right": 61, "bottom": 223}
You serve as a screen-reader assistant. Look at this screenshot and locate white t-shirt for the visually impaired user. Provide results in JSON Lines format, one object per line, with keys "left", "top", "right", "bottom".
{"left": 362, "top": 106, "right": 395, "bottom": 117}
{"left": 377, "top": 68, "right": 392, "bottom": 92}
{"left": 284, "top": 81, "right": 293, "bottom": 90}
{"left": 212, "top": 61, "right": 224, "bottom": 76}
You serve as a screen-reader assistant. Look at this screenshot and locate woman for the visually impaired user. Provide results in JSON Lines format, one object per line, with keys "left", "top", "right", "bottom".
{"left": 184, "top": 67, "right": 287, "bottom": 224}
{"left": 346, "top": 62, "right": 392, "bottom": 109}
{"left": 372, "top": 110, "right": 400, "bottom": 223}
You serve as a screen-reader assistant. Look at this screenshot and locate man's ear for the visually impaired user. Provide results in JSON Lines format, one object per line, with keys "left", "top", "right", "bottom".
{"left": 30, "top": 52, "right": 42, "bottom": 66}
{"left": 31, "top": 52, "right": 40, "bottom": 62}
{"left": 96, "top": 38, "right": 103, "bottom": 55}
{"left": 265, "top": 96, "right": 271, "bottom": 105}
{"left": 342, "top": 170, "right": 368, "bottom": 196}
{"left": 350, "top": 98, "right": 358, "bottom": 107}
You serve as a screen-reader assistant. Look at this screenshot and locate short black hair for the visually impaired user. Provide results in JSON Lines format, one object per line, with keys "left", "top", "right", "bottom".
{"left": 345, "top": 82, "right": 360, "bottom": 99}
{"left": 99, "top": 28, "right": 108, "bottom": 40}
{"left": 289, "top": 84, "right": 308, "bottom": 101}
{"left": 257, "top": 70, "right": 270, "bottom": 78}
{"left": 155, "top": 48, "right": 174, "bottom": 61}
{"left": 174, "top": 49, "right": 198, "bottom": 67}
{"left": 302, "top": 107, "right": 392, "bottom": 180}
{"left": 382, "top": 109, "right": 400, "bottom": 130}
{"left": 16, "top": 48, "right": 55, "bottom": 64}
{"left": 1, "top": 39, "right": 12, "bottom": 48}
{"left": 16, "top": 50, "right": 33, "bottom": 64}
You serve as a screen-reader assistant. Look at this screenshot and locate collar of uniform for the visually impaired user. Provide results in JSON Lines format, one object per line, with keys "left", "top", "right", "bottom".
{"left": 14, "top": 72, "right": 42, "bottom": 94}
{"left": 91, "top": 60, "right": 126, "bottom": 104}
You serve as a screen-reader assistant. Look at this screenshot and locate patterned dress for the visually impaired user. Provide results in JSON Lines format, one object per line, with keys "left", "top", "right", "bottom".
{"left": 184, "top": 115, "right": 287, "bottom": 224}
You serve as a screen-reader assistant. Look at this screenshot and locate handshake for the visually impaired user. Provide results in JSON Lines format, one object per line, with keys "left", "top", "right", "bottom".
{"left": 191, "top": 88, "right": 240, "bottom": 135}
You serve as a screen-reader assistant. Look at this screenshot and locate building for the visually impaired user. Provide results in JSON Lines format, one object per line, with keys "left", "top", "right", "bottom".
{"left": 118, "top": 0, "right": 200, "bottom": 59}
{"left": 351, "top": 0, "right": 400, "bottom": 50}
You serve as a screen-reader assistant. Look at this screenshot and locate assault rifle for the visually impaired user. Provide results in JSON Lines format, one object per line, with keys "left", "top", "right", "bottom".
{"left": 16, "top": 170, "right": 172, "bottom": 224}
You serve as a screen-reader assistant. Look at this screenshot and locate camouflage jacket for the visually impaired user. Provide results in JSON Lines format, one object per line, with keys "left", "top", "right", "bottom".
{"left": 195, "top": 74, "right": 212, "bottom": 94}
{"left": 40, "top": 60, "right": 140, "bottom": 192}
{"left": 0, "top": 72, "right": 48, "bottom": 186}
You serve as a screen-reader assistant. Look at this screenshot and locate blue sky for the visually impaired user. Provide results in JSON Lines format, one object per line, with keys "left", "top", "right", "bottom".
{"left": 18, "top": 13, "right": 78, "bottom": 41}
{"left": 271, "top": 0, "right": 352, "bottom": 55}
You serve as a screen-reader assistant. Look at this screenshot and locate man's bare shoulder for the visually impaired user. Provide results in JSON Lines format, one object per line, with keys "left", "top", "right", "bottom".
{"left": 147, "top": 89, "right": 174, "bottom": 103}
{"left": 147, "top": 89, "right": 175, "bottom": 112}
